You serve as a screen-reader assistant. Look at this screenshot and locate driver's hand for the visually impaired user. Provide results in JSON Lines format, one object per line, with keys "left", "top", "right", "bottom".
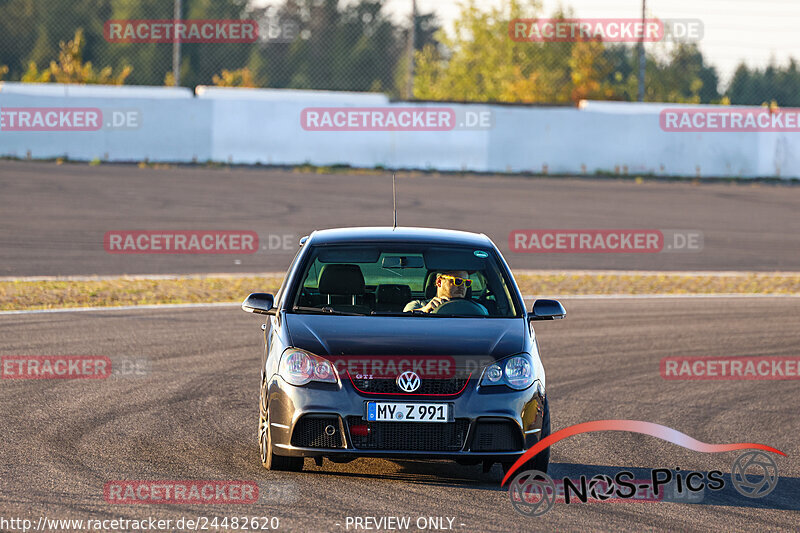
{"left": 420, "top": 296, "right": 449, "bottom": 313}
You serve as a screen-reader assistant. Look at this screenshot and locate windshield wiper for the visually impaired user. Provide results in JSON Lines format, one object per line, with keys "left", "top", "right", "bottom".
{"left": 292, "top": 306, "right": 367, "bottom": 316}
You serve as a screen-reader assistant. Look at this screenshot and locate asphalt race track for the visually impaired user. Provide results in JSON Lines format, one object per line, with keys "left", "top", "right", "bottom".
{"left": 2, "top": 160, "right": 799, "bottom": 532}
{"left": 1, "top": 298, "right": 798, "bottom": 532}
{"left": 2, "top": 160, "right": 800, "bottom": 276}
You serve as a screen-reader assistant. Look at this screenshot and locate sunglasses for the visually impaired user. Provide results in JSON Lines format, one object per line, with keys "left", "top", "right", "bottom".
{"left": 440, "top": 274, "right": 472, "bottom": 287}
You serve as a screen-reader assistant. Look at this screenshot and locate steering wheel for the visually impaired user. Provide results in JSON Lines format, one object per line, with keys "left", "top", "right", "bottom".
{"left": 432, "top": 299, "right": 489, "bottom": 316}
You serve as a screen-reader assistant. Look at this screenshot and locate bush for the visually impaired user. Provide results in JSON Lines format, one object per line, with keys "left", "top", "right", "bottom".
{"left": 22, "top": 29, "right": 131, "bottom": 85}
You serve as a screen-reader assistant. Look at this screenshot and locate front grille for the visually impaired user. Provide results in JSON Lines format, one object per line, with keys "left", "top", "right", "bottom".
{"left": 469, "top": 420, "right": 523, "bottom": 452}
{"left": 346, "top": 416, "right": 469, "bottom": 451}
{"left": 291, "top": 415, "right": 344, "bottom": 448}
{"left": 349, "top": 375, "right": 471, "bottom": 396}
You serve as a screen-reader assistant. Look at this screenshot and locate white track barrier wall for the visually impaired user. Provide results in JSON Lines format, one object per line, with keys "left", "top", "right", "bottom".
{"left": 0, "top": 83, "right": 210, "bottom": 162}
{"left": 1, "top": 82, "right": 798, "bottom": 178}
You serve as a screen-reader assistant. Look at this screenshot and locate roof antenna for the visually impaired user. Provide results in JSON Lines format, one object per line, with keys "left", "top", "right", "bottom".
{"left": 392, "top": 172, "right": 397, "bottom": 229}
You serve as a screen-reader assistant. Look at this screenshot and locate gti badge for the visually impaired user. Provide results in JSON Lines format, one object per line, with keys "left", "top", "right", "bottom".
{"left": 396, "top": 371, "right": 421, "bottom": 392}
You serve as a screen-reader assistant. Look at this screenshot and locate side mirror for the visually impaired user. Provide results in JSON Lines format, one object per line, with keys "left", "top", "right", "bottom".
{"left": 242, "top": 293, "right": 276, "bottom": 315}
{"left": 529, "top": 299, "right": 566, "bottom": 321}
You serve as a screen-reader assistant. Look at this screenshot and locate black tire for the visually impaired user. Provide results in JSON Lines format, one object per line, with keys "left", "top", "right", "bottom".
{"left": 259, "top": 388, "right": 303, "bottom": 472}
{"left": 503, "top": 398, "right": 551, "bottom": 476}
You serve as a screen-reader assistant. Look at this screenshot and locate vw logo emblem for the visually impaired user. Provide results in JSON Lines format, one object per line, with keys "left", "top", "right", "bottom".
{"left": 396, "top": 371, "right": 421, "bottom": 393}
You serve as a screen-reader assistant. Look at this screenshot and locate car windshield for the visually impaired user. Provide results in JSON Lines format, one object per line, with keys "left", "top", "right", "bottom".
{"left": 290, "top": 244, "right": 521, "bottom": 317}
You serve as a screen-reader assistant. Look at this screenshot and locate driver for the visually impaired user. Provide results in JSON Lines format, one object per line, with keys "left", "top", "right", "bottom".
{"left": 403, "top": 270, "right": 487, "bottom": 314}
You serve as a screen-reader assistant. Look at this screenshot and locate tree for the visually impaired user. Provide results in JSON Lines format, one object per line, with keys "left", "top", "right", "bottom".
{"left": 20, "top": 61, "right": 50, "bottom": 82}
{"left": 414, "top": 1, "right": 531, "bottom": 102}
{"left": 286, "top": 0, "right": 403, "bottom": 92}
{"left": 414, "top": 1, "right": 723, "bottom": 105}
{"left": 212, "top": 67, "right": 256, "bottom": 87}
{"left": 414, "top": 1, "right": 625, "bottom": 104}
{"left": 642, "top": 43, "right": 720, "bottom": 103}
{"left": 21, "top": 28, "right": 132, "bottom": 84}
{"left": 726, "top": 59, "right": 800, "bottom": 106}
{"left": 0, "top": 0, "right": 113, "bottom": 79}
{"left": 0, "top": 0, "right": 39, "bottom": 79}
{"left": 244, "top": 0, "right": 427, "bottom": 95}
{"left": 568, "top": 40, "right": 621, "bottom": 102}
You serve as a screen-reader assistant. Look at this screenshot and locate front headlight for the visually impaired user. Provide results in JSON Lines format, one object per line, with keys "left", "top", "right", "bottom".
{"left": 279, "top": 348, "right": 339, "bottom": 386}
{"left": 480, "top": 354, "right": 535, "bottom": 390}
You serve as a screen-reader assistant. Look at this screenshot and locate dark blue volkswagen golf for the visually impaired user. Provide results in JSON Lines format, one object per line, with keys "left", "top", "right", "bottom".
{"left": 242, "top": 227, "right": 565, "bottom": 475}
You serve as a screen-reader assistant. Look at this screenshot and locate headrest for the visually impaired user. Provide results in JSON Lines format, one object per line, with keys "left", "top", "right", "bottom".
{"left": 318, "top": 264, "right": 365, "bottom": 295}
{"left": 424, "top": 272, "right": 439, "bottom": 299}
{"left": 377, "top": 284, "right": 412, "bottom": 304}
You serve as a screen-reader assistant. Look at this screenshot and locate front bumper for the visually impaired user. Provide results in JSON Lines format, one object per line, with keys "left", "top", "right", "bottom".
{"left": 266, "top": 374, "right": 546, "bottom": 461}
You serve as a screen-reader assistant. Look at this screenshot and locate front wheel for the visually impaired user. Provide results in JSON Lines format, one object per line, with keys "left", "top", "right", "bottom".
{"left": 259, "top": 398, "right": 303, "bottom": 472}
{"left": 502, "top": 398, "right": 550, "bottom": 476}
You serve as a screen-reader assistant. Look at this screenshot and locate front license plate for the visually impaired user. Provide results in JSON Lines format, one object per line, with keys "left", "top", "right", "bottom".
{"left": 366, "top": 402, "right": 451, "bottom": 422}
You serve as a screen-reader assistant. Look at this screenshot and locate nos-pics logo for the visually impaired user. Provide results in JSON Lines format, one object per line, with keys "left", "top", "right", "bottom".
{"left": 501, "top": 420, "right": 784, "bottom": 517}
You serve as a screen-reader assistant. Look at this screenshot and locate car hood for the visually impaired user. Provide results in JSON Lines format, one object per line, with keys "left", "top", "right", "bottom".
{"left": 284, "top": 314, "right": 526, "bottom": 359}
